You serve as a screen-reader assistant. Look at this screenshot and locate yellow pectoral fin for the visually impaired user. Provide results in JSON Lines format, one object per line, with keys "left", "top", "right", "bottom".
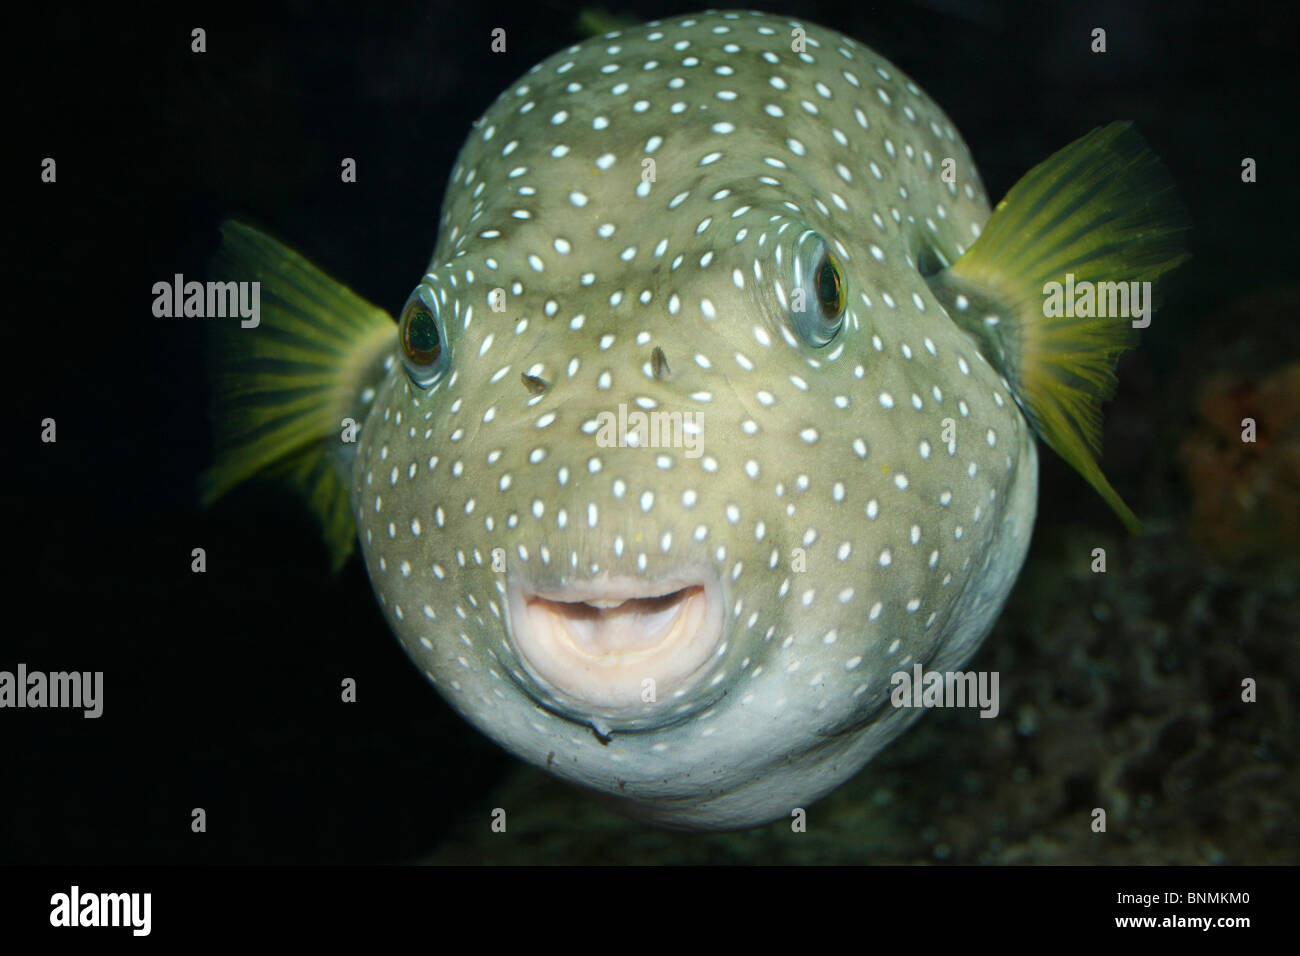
{"left": 201, "top": 221, "right": 397, "bottom": 570}
{"left": 928, "top": 122, "right": 1191, "bottom": 533}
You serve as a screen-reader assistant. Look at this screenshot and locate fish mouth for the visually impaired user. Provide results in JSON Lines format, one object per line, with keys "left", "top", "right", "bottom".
{"left": 506, "top": 572, "right": 724, "bottom": 718}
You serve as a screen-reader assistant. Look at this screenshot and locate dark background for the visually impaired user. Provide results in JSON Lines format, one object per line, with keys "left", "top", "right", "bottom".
{"left": 4, "top": 0, "right": 1297, "bottom": 863}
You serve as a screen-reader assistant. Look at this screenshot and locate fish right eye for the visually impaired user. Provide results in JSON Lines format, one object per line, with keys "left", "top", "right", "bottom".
{"left": 815, "top": 254, "right": 847, "bottom": 320}
{"left": 399, "top": 286, "right": 448, "bottom": 388}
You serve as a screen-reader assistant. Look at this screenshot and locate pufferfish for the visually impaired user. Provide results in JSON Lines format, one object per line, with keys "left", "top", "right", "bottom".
{"left": 203, "top": 10, "right": 1188, "bottom": 830}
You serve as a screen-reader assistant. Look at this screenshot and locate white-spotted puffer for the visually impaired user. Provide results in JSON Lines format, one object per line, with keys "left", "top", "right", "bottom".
{"left": 204, "top": 10, "right": 1188, "bottom": 829}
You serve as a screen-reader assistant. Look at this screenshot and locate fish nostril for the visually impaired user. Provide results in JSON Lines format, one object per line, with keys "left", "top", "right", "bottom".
{"left": 650, "top": 346, "right": 671, "bottom": 381}
{"left": 521, "top": 372, "right": 550, "bottom": 395}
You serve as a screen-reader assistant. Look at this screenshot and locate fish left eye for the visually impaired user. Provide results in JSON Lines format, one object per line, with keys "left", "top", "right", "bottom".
{"left": 398, "top": 286, "right": 448, "bottom": 388}
{"left": 791, "top": 232, "right": 846, "bottom": 347}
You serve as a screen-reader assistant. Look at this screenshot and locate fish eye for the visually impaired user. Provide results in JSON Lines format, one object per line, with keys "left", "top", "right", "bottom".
{"left": 816, "top": 254, "right": 847, "bottom": 319}
{"left": 791, "top": 232, "right": 846, "bottom": 347}
{"left": 398, "top": 286, "right": 448, "bottom": 387}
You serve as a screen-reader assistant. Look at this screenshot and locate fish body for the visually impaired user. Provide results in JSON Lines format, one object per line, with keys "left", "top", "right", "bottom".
{"left": 205, "top": 11, "right": 1188, "bottom": 829}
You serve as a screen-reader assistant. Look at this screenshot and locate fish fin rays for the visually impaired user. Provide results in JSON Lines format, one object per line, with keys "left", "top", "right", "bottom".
{"left": 927, "top": 122, "right": 1191, "bottom": 534}
{"left": 573, "top": 7, "right": 642, "bottom": 37}
{"left": 200, "top": 220, "right": 398, "bottom": 571}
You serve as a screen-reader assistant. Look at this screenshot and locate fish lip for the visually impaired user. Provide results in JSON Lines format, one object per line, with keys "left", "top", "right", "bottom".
{"left": 504, "top": 569, "right": 725, "bottom": 725}
{"left": 526, "top": 578, "right": 703, "bottom": 605}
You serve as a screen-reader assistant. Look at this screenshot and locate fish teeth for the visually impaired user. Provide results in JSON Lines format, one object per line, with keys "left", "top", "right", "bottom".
{"left": 584, "top": 598, "right": 630, "bottom": 610}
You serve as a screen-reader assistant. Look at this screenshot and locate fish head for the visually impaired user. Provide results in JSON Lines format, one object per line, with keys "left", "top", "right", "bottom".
{"left": 350, "top": 11, "right": 1041, "bottom": 828}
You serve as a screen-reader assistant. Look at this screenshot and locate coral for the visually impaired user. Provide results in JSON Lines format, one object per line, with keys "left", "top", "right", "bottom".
{"left": 1180, "top": 363, "right": 1300, "bottom": 565}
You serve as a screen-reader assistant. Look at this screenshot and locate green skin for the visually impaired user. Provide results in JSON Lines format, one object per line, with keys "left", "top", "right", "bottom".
{"left": 349, "top": 10, "right": 1039, "bottom": 830}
